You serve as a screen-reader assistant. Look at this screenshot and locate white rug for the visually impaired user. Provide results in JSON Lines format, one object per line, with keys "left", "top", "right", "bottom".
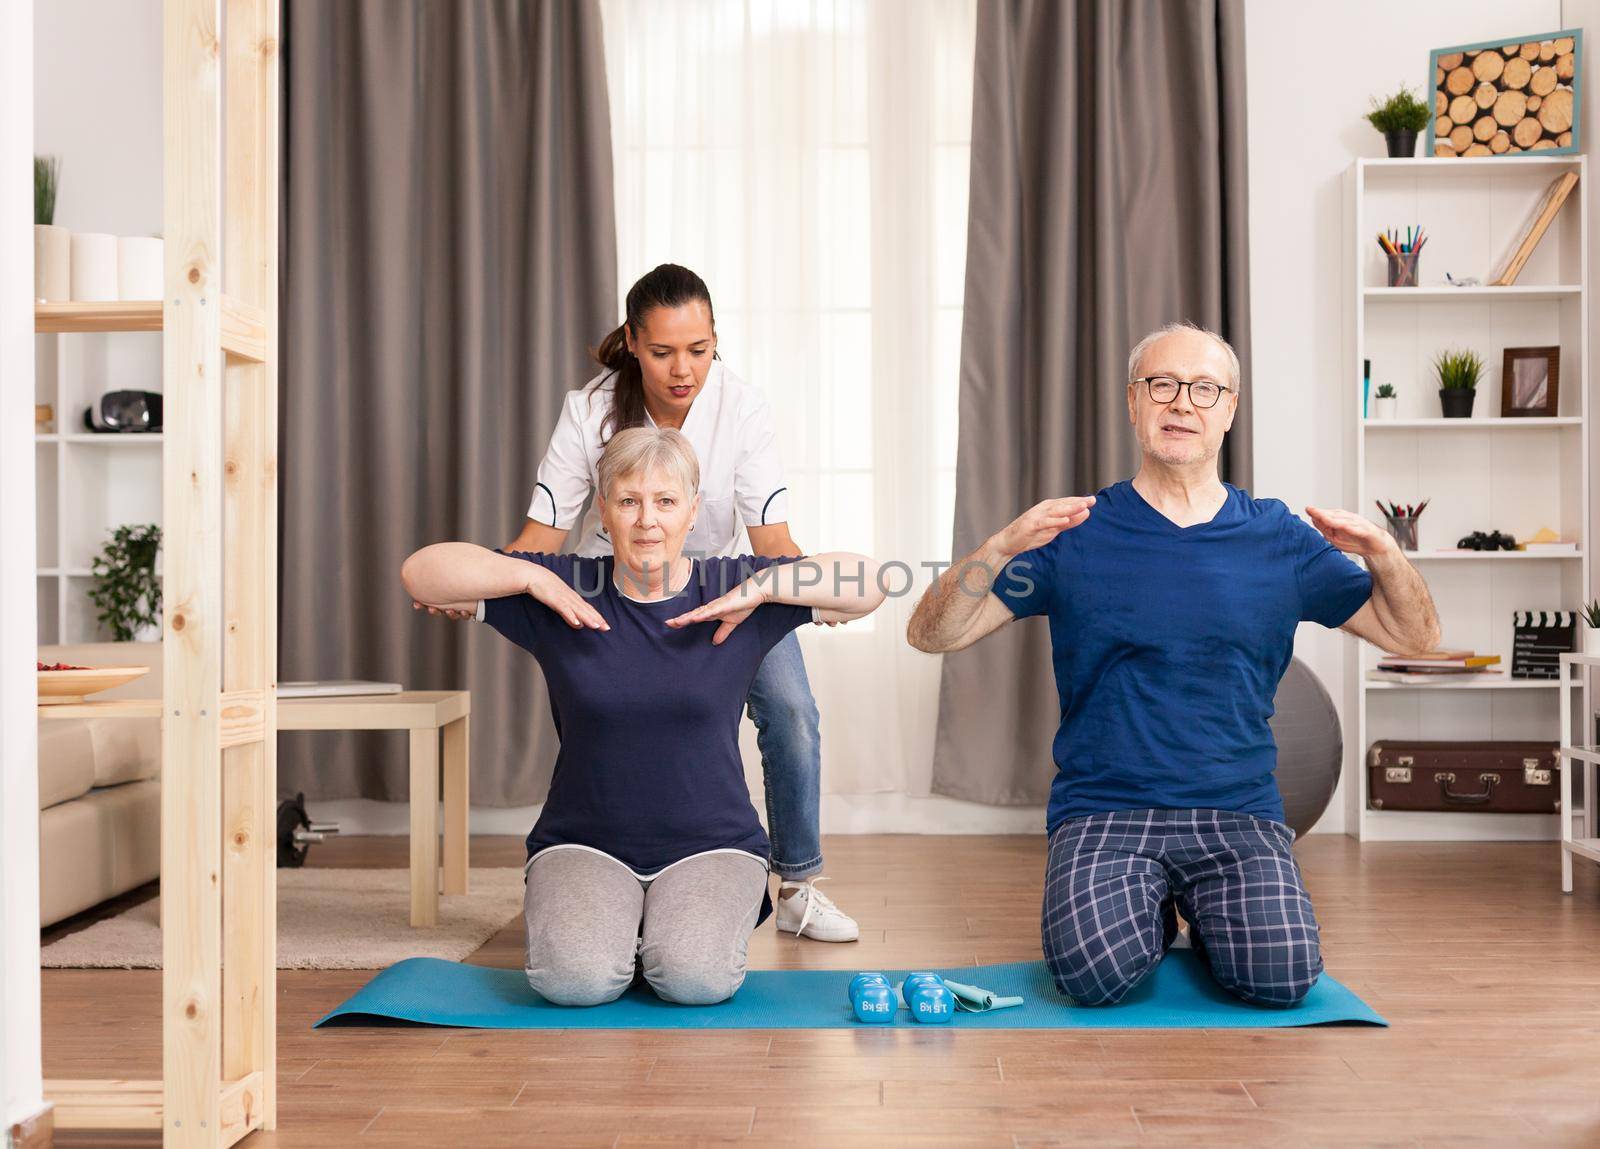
{"left": 41, "top": 868, "right": 526, "bottom": 970}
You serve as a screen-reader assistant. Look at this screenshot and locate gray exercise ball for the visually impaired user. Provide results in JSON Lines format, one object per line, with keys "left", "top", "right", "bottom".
{"left": 1269, "top": 657, "right": 1343, "bottom": 837}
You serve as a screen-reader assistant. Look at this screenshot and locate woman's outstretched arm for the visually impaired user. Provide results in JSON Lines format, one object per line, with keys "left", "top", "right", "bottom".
{"left": 665, "top": 553, "right": 885, "bottom": 643}
{"left": 401, "top": 543, "right": 608, "bottom": 631}
{"left": 752, "top": 553, "right": 885, "bottom": 622}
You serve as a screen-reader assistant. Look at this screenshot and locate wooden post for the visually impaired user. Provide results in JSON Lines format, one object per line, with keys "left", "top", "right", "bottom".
{"left": 162, "top": 0, "right": 227, "bottom": 1141}
{"left": 164, "top": 0, "right": 279, "bottom": 1141}
{"left": 221, "top": 0, "right": 280, "bottom": 1131}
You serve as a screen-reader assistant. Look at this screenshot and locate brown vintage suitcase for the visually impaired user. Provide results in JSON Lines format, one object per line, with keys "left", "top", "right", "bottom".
{"left": 1367, "top": 741, "right": 1561, "bottom": 814}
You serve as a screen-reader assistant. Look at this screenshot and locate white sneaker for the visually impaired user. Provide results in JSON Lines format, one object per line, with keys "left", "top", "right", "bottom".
{"left": 774, "top": 877, "right": 859, "bottom": 942}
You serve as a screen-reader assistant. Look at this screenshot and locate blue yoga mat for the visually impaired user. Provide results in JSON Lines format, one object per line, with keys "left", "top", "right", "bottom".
{"left": 316, "top": 952, "right": 1385, "bottom": 1031}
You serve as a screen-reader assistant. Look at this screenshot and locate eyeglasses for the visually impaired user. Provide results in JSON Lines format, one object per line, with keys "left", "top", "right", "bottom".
{"left": 1134, "top": 376, "right": 1233, "bottom": 409}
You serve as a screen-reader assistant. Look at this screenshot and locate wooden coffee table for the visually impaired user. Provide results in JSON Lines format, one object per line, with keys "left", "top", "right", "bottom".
{"left": 39, "top": 688, "right": 471, "bottom": 927}
{"left": 279, "top": 691, "right": 471, "bottom": 927}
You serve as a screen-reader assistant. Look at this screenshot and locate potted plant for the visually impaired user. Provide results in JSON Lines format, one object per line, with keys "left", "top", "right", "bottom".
{"left": 1434, "top": 349, "right": 1483, "bottom": 418}
{"left": 88, "top": 524, "right": 162, "bottom": 642}
{"left": 1583, "top": 601, "right": 1600, "bottom": 657}
{"left": 33, "top": 155, "right": 69, "bottom": 301}
{"left": 1365, "top": 85, "right": 1432, "bottom": 158}
{"left": 1371, "top": 383, "right": 1398, "bottom": 420}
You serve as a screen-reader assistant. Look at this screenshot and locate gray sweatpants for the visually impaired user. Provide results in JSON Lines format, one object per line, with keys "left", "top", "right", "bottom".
{"left": 523, "top": 847, "right": 769, "bottom": 1007}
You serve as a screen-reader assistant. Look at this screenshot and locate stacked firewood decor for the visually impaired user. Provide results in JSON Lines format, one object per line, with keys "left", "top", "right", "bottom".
{"left": 1433, "top": 37, "right": 1576, "bottom": 156}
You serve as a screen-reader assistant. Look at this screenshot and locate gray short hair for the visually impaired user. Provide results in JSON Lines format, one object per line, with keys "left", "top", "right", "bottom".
{"left": 1127, "top": 321, "right": 1241, "bottom": 393}
{"left": 596, "top": 426, "right": 700, "bottom": 502}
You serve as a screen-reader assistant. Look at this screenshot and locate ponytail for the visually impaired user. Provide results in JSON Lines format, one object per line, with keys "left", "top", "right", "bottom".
{"left": 592, "top": 263, "right": 716, "bottom": 441}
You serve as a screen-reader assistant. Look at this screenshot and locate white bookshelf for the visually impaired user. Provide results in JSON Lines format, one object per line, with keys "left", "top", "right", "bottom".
{"left": 1349, "top": 155, "right": 1592, "bottom": 843}
{"left": 1366, "top": 416, "right": 1581, "bottom": 428}
{"left": 1402, "top": 550, "right": 1583, "bottom": 560}
{"left": 34, "top": 316, "right": 163, "bottom": 644}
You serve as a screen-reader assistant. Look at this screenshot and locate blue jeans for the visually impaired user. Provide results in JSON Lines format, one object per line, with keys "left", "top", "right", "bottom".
{"left": 744, "top": 631, "right": 823, "bottom": 880}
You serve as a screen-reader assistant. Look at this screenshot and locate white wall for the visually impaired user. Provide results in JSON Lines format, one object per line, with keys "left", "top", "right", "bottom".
{"left": 1244, "top": 0, "right": 1565, "bottom": 834}
{"left": 3, "top": 0, "right": 45, "bottom": 1137}
{"left": 33, "top": 1, "right": 162, "bottom": 238}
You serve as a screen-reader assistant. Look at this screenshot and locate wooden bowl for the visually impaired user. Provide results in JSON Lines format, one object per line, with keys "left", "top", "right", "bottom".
{"left": 36, "top": 665, "right": 151, "bottom": 706}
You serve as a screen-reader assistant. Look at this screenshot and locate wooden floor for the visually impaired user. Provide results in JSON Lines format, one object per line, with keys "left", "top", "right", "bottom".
{"left": 42, "top": 833, "right": 1600, "bottom": 1148}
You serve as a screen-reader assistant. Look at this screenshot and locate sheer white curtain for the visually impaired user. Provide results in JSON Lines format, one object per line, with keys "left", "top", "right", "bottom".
{"left": 600, "top": 0, "right": 976, "bottom": 797}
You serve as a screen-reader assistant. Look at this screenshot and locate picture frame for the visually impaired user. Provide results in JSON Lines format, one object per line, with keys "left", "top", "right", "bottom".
{"left": 1501, "top": 346, "right": 1561, "bottom": 416}
{"left": 1426, "top": 30, "right": 1581, "bottom": 158}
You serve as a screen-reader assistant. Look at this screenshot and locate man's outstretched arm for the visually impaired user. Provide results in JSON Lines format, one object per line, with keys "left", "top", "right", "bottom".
{"left": 907, "top": 496, "right": 1094, "bottom": 653}
{"left": 1307, "top": 506, "right": 1440, "bottom": 655}
{"left": 1341, "top": 547, "right": 1440, "bottom": 655}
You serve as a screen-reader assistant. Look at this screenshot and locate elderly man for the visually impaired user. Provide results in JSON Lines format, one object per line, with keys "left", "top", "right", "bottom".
{"left": 908, "top": 322, "right": 1439, "bottom": 1007}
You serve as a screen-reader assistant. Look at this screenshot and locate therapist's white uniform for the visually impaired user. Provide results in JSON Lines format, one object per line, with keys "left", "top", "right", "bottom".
{"left": 528, "top": 359, "right": 790, "bottom": 558}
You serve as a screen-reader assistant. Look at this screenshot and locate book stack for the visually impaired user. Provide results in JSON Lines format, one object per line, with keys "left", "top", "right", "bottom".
{"left": 1367, "top": 650, "right": 1502, "bottom": 684}
{"left": 1520, "top": 529, "right": 1578, "bottom": 555}
{"left": 1521, "top": 540, "right": 1578, "bottom": 555}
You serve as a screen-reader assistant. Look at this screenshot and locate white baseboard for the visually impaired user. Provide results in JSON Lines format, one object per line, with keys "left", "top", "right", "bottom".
{"left": 1358, "top": 808, "right": 1587, "bottom": 843}
{"left": 818, "top": 793, "right": 1047, "bottom": 834}
{"left": 4, "top": 1098, "right": 53, "bottom": 1149}
{"left": 304, "top": 793, "right": 1052, "bottom": 838}
{"left": 302, "top": 794, "right": 1354, "bottom": 839}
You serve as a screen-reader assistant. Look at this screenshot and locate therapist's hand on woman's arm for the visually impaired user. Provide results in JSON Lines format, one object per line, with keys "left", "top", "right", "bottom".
{"left": 746, "top": 523, "right": 803, "bottom": 560}
{"left": 748, "top": 523, "right": 843, "bottom": 627}
{"left": 665, "top": 553, "right": 885, "bottom": 645}
{"left": 505, "top": 518, "right": 569, "bottom": 557}
{"left": 402, "top": 542, "right": 609, "bottom": 631}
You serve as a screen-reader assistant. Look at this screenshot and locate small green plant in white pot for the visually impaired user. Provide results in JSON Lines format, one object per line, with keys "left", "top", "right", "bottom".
{"left": 88, "top": 524, "right": 162, "bottom": 642}
{"left": 1372, "top": 383, "right": 1398, "bottom": 420}
{"left": 33, "top": 155, "right": 69, "bottom": 301}
{"left": 1583, "top": 601, "right": 1600, "bottom": 657}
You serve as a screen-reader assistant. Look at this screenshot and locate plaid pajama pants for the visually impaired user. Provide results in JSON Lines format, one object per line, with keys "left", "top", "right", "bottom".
{"left": 1042, "top": 808, "right": 1323, "bottom": 1008}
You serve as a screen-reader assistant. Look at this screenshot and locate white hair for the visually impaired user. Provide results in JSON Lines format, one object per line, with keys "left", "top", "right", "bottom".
{"left": 596, "top": 426, "right": 700, "bottom": 502}
{"left": 1127, "top": 321, "right": 1241, "bottom": 393}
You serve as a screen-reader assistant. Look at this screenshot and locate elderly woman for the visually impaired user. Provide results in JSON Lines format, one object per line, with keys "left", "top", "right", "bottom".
{"left": 401, "top": 427, "right": 884, "bottom": 1006}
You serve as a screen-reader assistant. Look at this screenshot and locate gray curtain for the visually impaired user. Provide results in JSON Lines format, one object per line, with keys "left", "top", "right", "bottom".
{"left": 278, "top": 0, "right": 617, "bottom": 805}
{"left": 931, "top": 0, "right": 1253, "bottom": 806}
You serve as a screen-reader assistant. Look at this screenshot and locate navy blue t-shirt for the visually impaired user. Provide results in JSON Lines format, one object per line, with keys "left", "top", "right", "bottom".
{"left": 483, "top": 553, "right": 811, "bottom": 872}
{"left": 993, "top": 481, "right": 1372, "bottom": 830}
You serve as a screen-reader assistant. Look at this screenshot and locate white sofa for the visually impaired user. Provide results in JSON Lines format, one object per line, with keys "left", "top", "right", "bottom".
{"left": 38, "top": 642, "right": 161, "bottom": 927}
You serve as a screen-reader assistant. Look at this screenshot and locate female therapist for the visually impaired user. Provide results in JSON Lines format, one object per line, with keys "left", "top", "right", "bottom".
{"left": 504, "top": 263, "right": 858, "bottom": 942}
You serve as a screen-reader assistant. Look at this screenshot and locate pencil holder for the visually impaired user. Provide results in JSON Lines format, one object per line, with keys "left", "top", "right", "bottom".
{"left": 1384, "top": 514, "right": 1418, "bottom": 552}
{"left": 1386, "top": 250, "right": 1420, "bottom": 287}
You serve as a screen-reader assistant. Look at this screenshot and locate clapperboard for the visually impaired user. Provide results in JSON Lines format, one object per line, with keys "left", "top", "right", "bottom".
{"left": 1512, "top": 610, "right": 1576, "bottom": 679}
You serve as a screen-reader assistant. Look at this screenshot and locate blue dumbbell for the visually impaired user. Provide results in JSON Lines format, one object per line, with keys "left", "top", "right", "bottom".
{"left": 849, "top": 976, "right": 895, "bottom": 1024}
{"left": 849, "top": 971, "right": 889, "bottom": 999}
{"left": 907, "top": 979, "right": 955, "bottom": 1024}
{"left": 901, "top": 971, "right": 944, "bottom": 997}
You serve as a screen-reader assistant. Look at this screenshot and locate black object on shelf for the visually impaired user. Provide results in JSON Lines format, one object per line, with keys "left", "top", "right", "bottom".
{"left": 1511, "top": 611, "right": 1575, "bottom": 680}
{"left": 1457, "top": 530, "right": 1518, "bottom": 551}
{"left": 83, "top": 389, "right": 163, "bottom": 433}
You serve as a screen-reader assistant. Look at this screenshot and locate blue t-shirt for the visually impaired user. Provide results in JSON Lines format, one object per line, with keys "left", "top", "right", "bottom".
{"left": 993, "top": 481, "right": 1372, "bottom": 830}
{"left": 483, "top": 553, "right": 811, "bottom": 872}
